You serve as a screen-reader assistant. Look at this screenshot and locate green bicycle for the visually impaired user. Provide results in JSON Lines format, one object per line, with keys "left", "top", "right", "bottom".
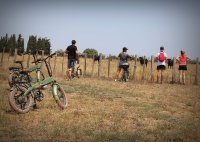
{"left": 9, "top": 52, "right": 68, "bottom": 113}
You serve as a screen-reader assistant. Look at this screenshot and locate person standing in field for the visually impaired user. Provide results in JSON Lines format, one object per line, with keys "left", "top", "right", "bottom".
{"left": 65, "top": 40, "right": 78, "bottom": 80}
{"left": 156, "top": 46, "right": 167, "bottom": 84}
{"left": 176, "top": 50, "right": 190, "bottom": 85}
{"left": 115, "top": 47, "right": 131, "bottom": 81}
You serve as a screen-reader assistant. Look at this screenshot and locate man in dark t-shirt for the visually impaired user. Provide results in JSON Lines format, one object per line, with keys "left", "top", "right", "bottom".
{"left": 65, "top": 40, "right": 78, "bottom": 80}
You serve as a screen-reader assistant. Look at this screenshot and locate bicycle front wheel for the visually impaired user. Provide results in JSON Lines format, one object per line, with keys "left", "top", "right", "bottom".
{"left": 53, "top": 84, "right": 68, "bottom": 109}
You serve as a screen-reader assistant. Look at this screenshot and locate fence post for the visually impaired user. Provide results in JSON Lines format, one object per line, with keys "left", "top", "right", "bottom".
{"left": 40, "top": 50, "right": 44, "bottom": 69}
{"left": 194, "top": 57, "right": 199, "bottom": 85}
{"left": 27, "top": 50, "right": 31, "bottom": 68}
{"left": 91, "top": 55, "right": 95, "bottom": 77}
{"left": 0, "top": 46, "right": 5, "bottom": 66}
{"left": 35, "top": 50, "right": 38, "bottom": 60}
{"left": 48, "top": 50, "right": 52, "bottom": 64}
{"left": 84, "top": 53, "right": 87, "bottom": 76}
{"left": 53, "top": 52, "right": 57, "bottom": 76}
{"left": 133, "top": 55, "right": 137, "bottom": 81}
{"left": 108, "top": 54, "right": 111, "bottom": 78}
{"left": 13, "top": 48, "right": 18, "bottom": 66}
{"left": 142, "top": 56, "right": 146, "bottom": 80}
{"left": 98, "top": 53, "right": 102, "bottom": 79}
{"left": 22, "top": 50, "right": 25, "bottom": 62}
{"left": 8, "top": 48, "right": 11, "bottom": 61}
{"left": 62, "top": 53, "right": 65, "bottom": 74}
{"left": 150, "top": 55, "right": 154, "bottom": 82}
{"left": 171, "top": 57, "right": 176, "bottom": 83}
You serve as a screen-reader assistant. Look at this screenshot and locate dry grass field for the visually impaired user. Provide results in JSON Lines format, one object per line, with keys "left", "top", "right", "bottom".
{"left": 0, "top": 53, "right": 200, "bottom": 142}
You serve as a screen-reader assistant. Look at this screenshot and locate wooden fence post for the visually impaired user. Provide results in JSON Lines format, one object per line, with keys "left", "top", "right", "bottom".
{"left": 84, "top": 53, "right": 87, "bottom": 76}
{"left": 171, "top": 57, "right": 176, "bottom": 83}
{"left": 62, "top": 53, "right": 65, "bottom": 74}
{"left": 48, "top": 50, "right": 52, "bottom": 64}
{"left": 22, "top": 49, "right": 25, "bottom": 62}
{"left": 0, "top": 46, "right": 5, "bottom": 66}
{"left": 27, "top": 50, "right": 31, "bottom": 68}
{"left": 133, "top": 55, "right": 137, "bottom": 80}
{"left": 142, "top": 56, "right": 146, "bottom": 80}
{"left": 150, "top": 55, "right": 154, "bottom": 82}
{"left": 8, "top": 48, "right": 11, "bottom": 61}
{"left": 91, "top": 55, "right": 95, "bottom": 77}
{"left": 13, "top": 48, "right": 18, "bottom": 66}
{"left": 40, "top": 50, "right": 44, "bottom": 69}
{"left": 98, "top": 53, "right": 102, "bottom": 79}
{"left": 108, "top": 54, "right": 111, "bottom": 78}
{"left": 35, "top": 50, "right": 38, "bottom": 60}
{"left": 53, "top": 52, "right": 57, "bottom": 75}
{"left": 194, "top": 57, "right": 199, "bottom": 85}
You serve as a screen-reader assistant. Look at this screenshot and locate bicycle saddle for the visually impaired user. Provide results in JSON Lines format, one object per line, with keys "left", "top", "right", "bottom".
{"left": 20, "top": 69, "right": 32, "bottom": 74}
{"left": 15, "top": 61, "right": 23, "bottom": 64}
{"left": 9, "top": 67, "right": 20, "bottom": 70}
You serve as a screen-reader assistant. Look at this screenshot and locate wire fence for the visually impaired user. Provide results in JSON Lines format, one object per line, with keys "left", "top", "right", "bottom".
{"left": 0, "top": 48, "right": 199, "bottom": 85}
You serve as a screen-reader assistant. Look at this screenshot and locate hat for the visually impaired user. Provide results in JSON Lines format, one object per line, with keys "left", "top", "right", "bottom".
{"left": 123, "top": 47, "right": 128, "bottom": 51}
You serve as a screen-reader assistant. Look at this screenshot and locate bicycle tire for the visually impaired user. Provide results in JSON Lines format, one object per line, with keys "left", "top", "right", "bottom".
{"left": 9, "top": 86, "right": 33, "bottom": 113}
{"left": 54, "top": 84, "right": 68, "bottom": 109}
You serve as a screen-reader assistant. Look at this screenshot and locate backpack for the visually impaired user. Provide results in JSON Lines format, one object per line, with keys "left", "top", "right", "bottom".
{"left": 158, "top": 52, "right": 165, "bottom": 62}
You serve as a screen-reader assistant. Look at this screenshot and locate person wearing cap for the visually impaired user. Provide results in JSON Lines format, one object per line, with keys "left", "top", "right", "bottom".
{"left": 65, "top": 40, "right": 78, "bottom": 80}
{"left": 176, "top": 50, "right": 190, "bottom": 85}
{"left": 156, "top": 46, "right": 167, "bottom": 84}
{"left": 115, "top": 47, "right": 131, "bottom": 81}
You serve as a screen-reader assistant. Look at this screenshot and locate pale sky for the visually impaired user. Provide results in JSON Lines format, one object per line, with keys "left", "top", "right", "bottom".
{"left": 0, "top": 0, "right": 200, "bottom": 59}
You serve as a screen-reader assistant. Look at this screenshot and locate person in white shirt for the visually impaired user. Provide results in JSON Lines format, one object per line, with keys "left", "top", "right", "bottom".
{"left": 156, "top": 46, "right": 167, "bottom": 84}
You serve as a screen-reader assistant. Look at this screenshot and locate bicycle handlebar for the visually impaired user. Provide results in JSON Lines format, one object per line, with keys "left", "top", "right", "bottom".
{"left": 32, "top": 58, "right": 42, "bottom": 64}
{"left": 43, "top": 52, "right": 56, "bottom": 61}
{"left": 31, "top": 52, "right": 56, "bottom": 64}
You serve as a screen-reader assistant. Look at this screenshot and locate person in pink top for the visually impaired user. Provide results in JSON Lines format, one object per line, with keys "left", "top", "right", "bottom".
{"left": 176, "top": 50, "right": 190, "bottom": 84}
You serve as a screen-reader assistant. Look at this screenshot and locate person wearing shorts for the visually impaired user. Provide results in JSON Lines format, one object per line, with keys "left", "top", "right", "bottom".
{"left": 115, "top": 47, "right": 131, "bottom": 81}
{"left": 156, "top": 46, "right": 167, "bottom": 84}
{"left": 176, "top": 50, "right": 190, "bottom": 84}
{"left": 65, "top": 40, "right": 78, "bottom": 80}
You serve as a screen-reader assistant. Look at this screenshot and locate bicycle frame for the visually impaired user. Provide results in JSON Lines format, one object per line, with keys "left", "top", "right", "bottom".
{"left": 22, "top": 77, "right": 59, "bottom": 100}
{"left": 20, "top": 52, "right": 60, "bottom": 100}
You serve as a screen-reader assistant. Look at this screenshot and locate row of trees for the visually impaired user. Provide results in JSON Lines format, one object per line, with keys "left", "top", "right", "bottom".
{"left": 0, "top": 34, "right": 24, "bottom": 55}
{"left": 27, "top": 35, "right": 51, "bottom": 55}
{"left": 0, "top": 34, "right": 51, "bottom": 55}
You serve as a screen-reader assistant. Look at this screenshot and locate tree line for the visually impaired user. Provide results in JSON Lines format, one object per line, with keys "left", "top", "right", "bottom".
{"left": 0, "top": 34, "right": 51, "bottom": 55}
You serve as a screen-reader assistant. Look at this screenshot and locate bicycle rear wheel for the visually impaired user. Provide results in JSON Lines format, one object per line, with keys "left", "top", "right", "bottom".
{"left": 9, "top": 86, "right": 33, "bottom": 113}
{"left": 8, "top": 71, "right": 19, "bottom": 87}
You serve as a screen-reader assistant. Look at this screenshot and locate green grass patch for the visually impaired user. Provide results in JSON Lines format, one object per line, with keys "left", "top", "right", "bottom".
{"left": 63, "top": 82, "right": 143, "bottom": 103}
{"left": 124, "top": 101, "right": 148, "bottom": 108}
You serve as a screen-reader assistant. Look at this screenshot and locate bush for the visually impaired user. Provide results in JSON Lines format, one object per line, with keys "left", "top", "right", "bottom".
{"left": 56, "top": 49, "right": 64, "bottom": 56}
{"left": 83, "top": 48, "right": 98, "bottom": 58}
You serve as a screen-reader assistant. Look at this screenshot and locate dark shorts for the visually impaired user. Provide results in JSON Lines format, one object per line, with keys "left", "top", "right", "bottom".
{"left": 68, "top": 58, "right": 76, "bottom": 68}
{"left": 119, "top": 64, "right": 129, "bottom": 70}
{"left": 157, "top": 65, "right": 166, "bottom": 70}
{"left": 179, "top": 65, "right": 187, "bottom": 70}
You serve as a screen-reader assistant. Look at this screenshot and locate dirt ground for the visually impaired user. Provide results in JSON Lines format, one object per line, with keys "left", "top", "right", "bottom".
{"left": 0, "top": 67, "right": 200, "bottom": 142}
